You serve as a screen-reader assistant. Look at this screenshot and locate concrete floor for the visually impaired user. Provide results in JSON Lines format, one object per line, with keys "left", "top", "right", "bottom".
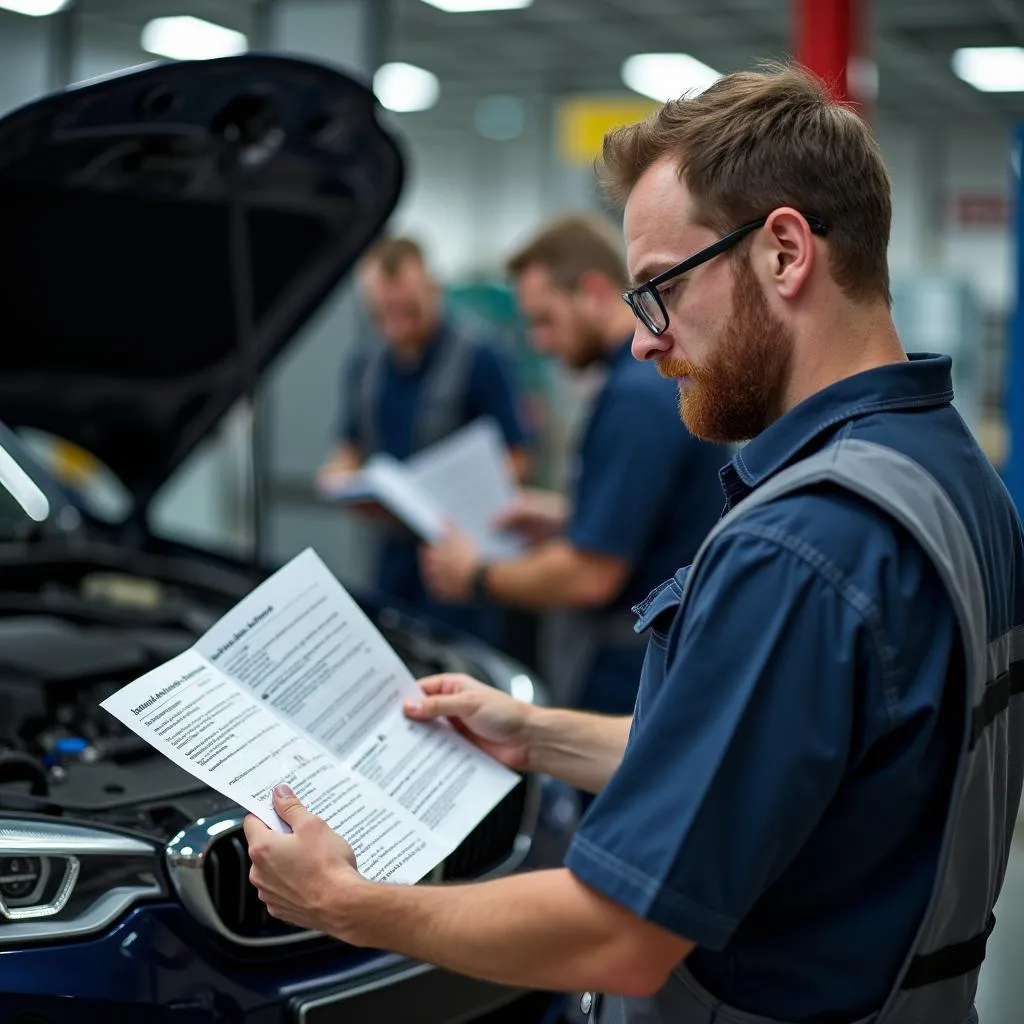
{"left": 976, "top": 823, "right": 1024, "bottom": 1023}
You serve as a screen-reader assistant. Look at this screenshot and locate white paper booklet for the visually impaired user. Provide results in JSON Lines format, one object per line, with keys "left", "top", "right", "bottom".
{"left": 325, "top": 418, "right": 525, "bottom": 560}
{"left": 100, "top": 548, "right": 519, "bottom": 885}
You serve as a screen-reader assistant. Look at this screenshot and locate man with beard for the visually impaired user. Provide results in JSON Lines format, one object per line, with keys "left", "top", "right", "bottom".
{"left": 245, "top": 63, "right": 1024, "bottom": 1024}
{"left": 419, "top": 215, "right": 728, "bottom": 722}
{"left": 315, "top": 235, "right": 529, "bottom": 643}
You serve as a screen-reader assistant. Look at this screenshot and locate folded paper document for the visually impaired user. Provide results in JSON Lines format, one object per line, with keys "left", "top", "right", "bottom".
{"left": 101, "top": 548, "right": 519, "bottom": 885}
{"left": 325, "top": 418, "right": 526, "bottom": 560}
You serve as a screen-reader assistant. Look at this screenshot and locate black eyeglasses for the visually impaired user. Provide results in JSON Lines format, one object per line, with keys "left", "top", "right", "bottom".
{"left": 623, "top": 213, "right": 830, "bottom": 336}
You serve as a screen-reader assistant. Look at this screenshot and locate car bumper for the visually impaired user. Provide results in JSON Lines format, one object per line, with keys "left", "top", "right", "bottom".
{"left": 0, "top": 904, "right": 528, "bottom": 1023}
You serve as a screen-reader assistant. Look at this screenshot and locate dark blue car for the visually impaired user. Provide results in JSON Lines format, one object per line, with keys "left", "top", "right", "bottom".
{"left": 0, "top": 54, "right": 575, "bottom": 1022}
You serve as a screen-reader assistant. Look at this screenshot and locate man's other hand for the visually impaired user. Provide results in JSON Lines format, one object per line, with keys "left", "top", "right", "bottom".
{"left": 405, "top": 673, "right": 533, "bottom": 772}
{"left": 419, "top": 524, "right": 481, "bottom": 602}
{"left": 493, "top": 488, "right": 568, "bottom": 544}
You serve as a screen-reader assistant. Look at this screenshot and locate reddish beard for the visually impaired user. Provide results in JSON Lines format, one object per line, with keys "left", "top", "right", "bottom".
{"left": 657, "top": 254, "right": 792, "bottom": 442}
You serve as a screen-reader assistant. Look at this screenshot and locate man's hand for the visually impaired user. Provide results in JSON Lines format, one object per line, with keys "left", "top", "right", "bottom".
{"left": 419, "top": 524, "right": 482, "bottom": 603}
{"left": 315, "top": 444, "right": 362, "bottom": 497}
{"left": 405, "top": 673, "right": 534, "bottom": 772}
{"left": 315, "top": 463, "right": 355, "bottom": 497}
{"left": 493, "top": 488, "right": 569, "bottom": 545}
{"left": 244, "top": 785, "right": 365, "bottom": 939}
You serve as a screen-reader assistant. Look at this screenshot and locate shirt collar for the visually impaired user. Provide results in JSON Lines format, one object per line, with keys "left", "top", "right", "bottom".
{"left": 720, "top": 352, "right": 954, "bottom": 507}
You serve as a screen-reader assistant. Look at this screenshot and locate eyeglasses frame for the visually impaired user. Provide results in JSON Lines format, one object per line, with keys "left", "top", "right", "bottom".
{"left": 622, "top": 213, "right": 831, "bottom": 336}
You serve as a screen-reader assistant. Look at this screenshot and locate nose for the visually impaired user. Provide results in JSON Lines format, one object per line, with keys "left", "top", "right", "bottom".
{"left": 630, "top": 322, "right": 672, "bottom": 362}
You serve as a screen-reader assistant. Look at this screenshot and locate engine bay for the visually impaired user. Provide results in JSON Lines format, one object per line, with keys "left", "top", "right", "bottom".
{"left": 0, "top": 542, "right": 483, "bottom": 845}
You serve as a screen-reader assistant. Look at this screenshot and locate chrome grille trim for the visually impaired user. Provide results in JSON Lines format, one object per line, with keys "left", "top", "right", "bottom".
{"left": 166, "top": 773, "right": 539, "bottom": 949}
{"left": 166, "top": 811, "right": 317, "bottom": 948}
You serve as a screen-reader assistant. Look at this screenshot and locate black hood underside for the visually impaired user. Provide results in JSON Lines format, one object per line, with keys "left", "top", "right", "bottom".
{"left": 0, "top": 54, "right": 403, "bottom": 514}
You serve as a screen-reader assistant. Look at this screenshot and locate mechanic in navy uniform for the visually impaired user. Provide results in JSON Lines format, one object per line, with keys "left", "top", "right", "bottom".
{"left": 316, "top": 236, "right": 530, "bottom": 642}
{"left": 249, "top": 65, "right": 1024, "bottom": 1024}
{"left": 418, "top": 215, "right": 728, "bottom": 722}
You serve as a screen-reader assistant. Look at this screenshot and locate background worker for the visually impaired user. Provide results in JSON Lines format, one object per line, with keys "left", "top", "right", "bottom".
{"left": 420, "top": 215, "right": 729, "bottom": 719}
{"left": 316, "top": 235, "right": 530, "bottom": 642}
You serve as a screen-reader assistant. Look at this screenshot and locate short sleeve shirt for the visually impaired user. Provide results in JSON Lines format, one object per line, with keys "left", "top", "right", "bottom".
{"left": 563, "top": 354, "right": 1015, "bottom": 1021}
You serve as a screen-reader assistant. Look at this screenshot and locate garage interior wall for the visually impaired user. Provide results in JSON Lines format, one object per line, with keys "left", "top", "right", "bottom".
{"left": 0, "top": 5, "right": 1014, "bottom": 580}
{"left": 391, "top": 111, "right": 1013, "bottom": 310}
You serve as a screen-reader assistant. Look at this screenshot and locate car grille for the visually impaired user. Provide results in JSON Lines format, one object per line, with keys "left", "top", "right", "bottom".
{"left": 203, "top": 831, "right": 299, "bottom": 941}
{"left": 441, "top": 777, "right": 527, "bottom": 880}
{"left": 194, "top": 778, "right": 533, "bottom": 945}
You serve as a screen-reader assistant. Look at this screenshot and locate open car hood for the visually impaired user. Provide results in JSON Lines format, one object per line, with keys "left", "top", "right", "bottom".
{"left": 0, "top": 54, "right": 403, "bottom": 517}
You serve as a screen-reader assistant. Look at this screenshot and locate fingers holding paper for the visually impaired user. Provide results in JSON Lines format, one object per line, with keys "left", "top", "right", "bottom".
{"left": 491, "top": 487, "right": 568, "bottom": 544}
{"left": 245, "top": 784, "right": 363, "bottom": 937}
{"left": 419, "top": 523, "right": 482, "bottom": 603}
{"left": 404, "top": 673, "right": 533, "bottom": 772}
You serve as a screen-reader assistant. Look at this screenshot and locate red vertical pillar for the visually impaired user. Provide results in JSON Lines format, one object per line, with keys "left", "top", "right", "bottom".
{"left": 795, "top": 0, "right": 873, "bottom": 119}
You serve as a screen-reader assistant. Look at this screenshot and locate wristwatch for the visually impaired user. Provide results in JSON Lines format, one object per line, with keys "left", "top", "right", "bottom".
{"left": 470, "top": 563, "right": 491, "bottom": 602}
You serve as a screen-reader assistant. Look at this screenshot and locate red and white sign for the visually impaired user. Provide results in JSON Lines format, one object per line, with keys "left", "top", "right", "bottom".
{"left": 951, "top": 193, "right": 1011, "bottom": 228}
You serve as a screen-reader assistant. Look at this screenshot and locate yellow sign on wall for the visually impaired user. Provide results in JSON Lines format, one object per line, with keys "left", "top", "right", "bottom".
{"left": 556, "top": 96, "right": 659, "bottom": 167}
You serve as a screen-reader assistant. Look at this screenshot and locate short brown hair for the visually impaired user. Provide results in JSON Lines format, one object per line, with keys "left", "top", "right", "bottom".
{"left": 363, "top": 235, "right": 426, "bottom": 276}
{"left": 506, "top": 215, "right": 629, "bottom": 292}
{"left": 599, "top": 61, "right": 891, "bottom": 304}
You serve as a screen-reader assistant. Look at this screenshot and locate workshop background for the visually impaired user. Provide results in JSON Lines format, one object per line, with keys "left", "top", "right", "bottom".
{"left": 1, "top": 1, "right": 1022, "bottom": 1021}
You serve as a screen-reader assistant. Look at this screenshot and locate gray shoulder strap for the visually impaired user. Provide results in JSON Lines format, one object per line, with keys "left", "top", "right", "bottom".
{"left": 413, "top": 323, "right": 480, "bottom": 451}
{"left": 680, "top": 438, "right": 987, "bottom": 702}
{"left": 355, "top": 343, "right": 388, "bottom": 457}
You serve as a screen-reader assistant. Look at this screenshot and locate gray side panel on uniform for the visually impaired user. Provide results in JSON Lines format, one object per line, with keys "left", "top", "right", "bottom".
{"left": 356, "top": 342, "right": 387, "bottom": 456}
{"left": 413, "top": 325, "right": 480, "bottom": 451}
{"left": 592, "top": 438, "right": 1019, "bottom": 1024}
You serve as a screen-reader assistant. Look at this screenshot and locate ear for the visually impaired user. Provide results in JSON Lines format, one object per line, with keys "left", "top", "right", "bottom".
{"left": 756, "top": 207, "right": 817, "bottom": 300}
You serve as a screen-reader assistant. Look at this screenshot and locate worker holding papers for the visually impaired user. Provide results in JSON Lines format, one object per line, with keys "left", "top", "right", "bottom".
{"left": 325, "top": 417, "right": 527, "bottom": 564}
{"left": 316, "top": 236, "right": 529, "bottom": 643}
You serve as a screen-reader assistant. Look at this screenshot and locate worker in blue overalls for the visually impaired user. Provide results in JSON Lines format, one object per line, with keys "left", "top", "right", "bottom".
{"left": 247, "top": 65, "right": 1024, "bottom": 1024}
{"left": 316, "top": 236, "right": 530, "bottom": 642}
{"left": 418, "top": 215, "right": 729, "bottom": 724}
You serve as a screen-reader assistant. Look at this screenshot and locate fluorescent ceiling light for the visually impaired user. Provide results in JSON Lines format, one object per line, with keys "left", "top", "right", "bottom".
{"left": 621, "top": 53, "right": 721, "bottom": 103}
{"left": 952, "top": 46, "right": 1024, "bottom": 92}
{"left": 419, "top": 0, "right": 532, "bottom": 10}
{"left": 0, "top": 0, "right": 70, "bottom": 14}
{"left": 373, "top": 62, "right": 440, "bottom": 113}
{"left": 141, "top": 16, "right": 247, "bottom": 61}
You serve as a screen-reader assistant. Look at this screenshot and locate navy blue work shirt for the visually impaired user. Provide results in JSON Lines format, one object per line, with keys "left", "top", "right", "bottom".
{"left": 565, "top": 354, "right": 1002, "bottom": 1022}
{"left": 338, "top": 311, "right": 527, "bottom": 639}
{"left": 565, "top": 340, "right": 729, "bottom": 714}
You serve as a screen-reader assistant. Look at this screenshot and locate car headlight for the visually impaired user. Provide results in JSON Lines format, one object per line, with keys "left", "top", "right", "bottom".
{"left": 0, "top": 819, "right": 165, "bottom": 944}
